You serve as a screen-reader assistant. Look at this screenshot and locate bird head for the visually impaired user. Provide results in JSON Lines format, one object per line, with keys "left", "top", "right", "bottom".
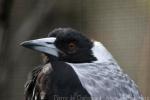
{"left": 20, "top": 28, "right": 97, "bottom": 63}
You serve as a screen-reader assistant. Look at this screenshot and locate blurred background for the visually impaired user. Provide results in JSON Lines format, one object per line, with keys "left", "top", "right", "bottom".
{"left": 0, "top": 0, "right": 150, "bottom": 100}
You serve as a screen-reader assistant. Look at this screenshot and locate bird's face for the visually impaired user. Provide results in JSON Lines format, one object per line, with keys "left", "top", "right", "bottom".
{"left": 21, "top": 28, "right": 97, "bottom": 63}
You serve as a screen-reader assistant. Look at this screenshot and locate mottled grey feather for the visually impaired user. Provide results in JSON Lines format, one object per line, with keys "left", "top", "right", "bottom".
{"left": 67, "top": 60, "right": 143, "bottom": 100}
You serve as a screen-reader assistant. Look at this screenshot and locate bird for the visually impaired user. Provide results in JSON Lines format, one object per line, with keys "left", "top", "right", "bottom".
{"left": 21, "top": 28, "right": 144, "bottom": 100}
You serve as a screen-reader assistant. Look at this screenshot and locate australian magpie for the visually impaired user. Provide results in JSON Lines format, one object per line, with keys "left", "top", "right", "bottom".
{"left": 21, "top": 28, "right": 144, "bottom": 100}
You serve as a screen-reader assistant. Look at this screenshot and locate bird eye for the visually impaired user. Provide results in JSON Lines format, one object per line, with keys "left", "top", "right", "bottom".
{"left": 68, "top": 42, "right": 76, "bottom": 49}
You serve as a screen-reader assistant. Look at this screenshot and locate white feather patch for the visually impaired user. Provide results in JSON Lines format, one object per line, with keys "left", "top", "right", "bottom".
{"left": 42, "top": 63, "right": 52, "bottom": 74}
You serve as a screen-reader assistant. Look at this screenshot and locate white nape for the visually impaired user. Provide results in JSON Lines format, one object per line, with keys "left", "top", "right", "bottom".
{"left": 92, "top": 41, "right": 114, "bottom": 63}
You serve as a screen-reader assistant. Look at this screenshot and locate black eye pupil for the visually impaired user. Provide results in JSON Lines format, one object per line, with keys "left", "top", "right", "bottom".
{"left": 69, "top": 43, "right": 76, "bottom": 49}
{"left": 70, "top": 44, "right": 73, "bottom": 47}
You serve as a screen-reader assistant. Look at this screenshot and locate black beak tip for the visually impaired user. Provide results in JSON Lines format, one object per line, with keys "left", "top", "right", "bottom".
{"left": 20, "top": 41, "right": 31, "bottom": 47}
{"left": 20, "top": 42, "right": 24, "bottom": 46}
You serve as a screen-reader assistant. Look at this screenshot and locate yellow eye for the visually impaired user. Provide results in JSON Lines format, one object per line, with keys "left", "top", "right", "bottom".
{"left": 68, "top": 42, "right": 76, "bottom": 50}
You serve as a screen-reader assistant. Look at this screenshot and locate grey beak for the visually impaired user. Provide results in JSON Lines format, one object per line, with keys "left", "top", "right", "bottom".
{"left": 20, "top": 37, "right": 59, "bottom": 57}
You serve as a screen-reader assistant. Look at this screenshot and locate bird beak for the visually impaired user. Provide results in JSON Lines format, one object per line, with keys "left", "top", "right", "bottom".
{"left": 20, "top": 37, "right": 59, "bottom": 57}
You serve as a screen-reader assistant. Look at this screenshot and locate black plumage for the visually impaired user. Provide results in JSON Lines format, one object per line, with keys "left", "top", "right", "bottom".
{"left": 21, "top": 28, "right": 144, "bottom": 100}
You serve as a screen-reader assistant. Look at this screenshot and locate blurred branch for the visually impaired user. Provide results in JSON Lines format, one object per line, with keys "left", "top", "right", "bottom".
{"left": 0, "top": 0, "right": 13, "bottom": 99}
{"left": 0, "top": 0, "right": 12, "bottom": 54}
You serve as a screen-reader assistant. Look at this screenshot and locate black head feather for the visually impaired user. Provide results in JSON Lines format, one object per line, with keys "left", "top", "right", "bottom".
{"left": 48, "top": 28, "right": 96, "bottom": 63}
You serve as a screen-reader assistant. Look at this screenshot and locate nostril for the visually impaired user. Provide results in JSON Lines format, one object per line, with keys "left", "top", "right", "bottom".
{"left": 46, "top": 42, "right": 53, "bottom": 44}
